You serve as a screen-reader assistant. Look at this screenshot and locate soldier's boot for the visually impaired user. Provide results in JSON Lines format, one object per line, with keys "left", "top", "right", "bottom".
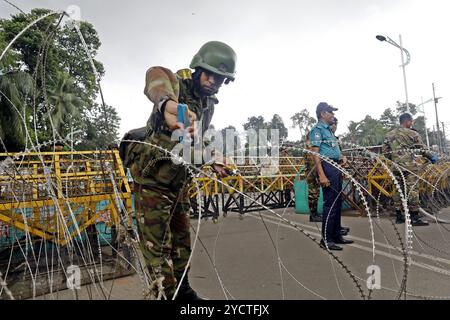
{"left": 395, "top": 210, "right": 405, "bottom": 224}
{"left": 175, "top": 276, "right": 205, "bottom": 301}
{"left": 410, "top": 211, "right": 429, "bottom": 226}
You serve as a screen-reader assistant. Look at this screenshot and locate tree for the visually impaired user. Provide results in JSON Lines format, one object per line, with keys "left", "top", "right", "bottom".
{"left": 291, "top": 109, "right": 316, "bottom": 142}
{"left": 1, "top": 9, "right": 104, "bottom": 104}
{"left": 379, "top": 108, "right": 397, "bottom": 130}
{"left": 243, "top": 115, "right": 266, "bottom": 131}
{"left": 46, "top": 71, "right": 82, "bottom": 136}
{"left": 396, "top": 101, "right": 417, "bottom": 116}
{"left": 0, "top": 32, "right": 34, "bottom": 151}
{"left": 0, "top": 8, "right": 119, "bottom": 151}
{"left": 268, "top": 114, "right": 288, "bottom": 143}
{"left": 342, "top": 115, "right": 387, "bottom": 147}
{"left": 77, "top": 104, "right": 121, "bottom": 150}
{"left": 340, "top": 101, "right": 433, "bottom": 149}
{"left": 0, "top": 70, "right": 34, "bottom": 151}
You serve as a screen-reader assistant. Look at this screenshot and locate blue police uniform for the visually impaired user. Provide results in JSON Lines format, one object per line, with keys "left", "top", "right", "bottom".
{"left": 309, "top": 120, "right": 343, "bottom": 245}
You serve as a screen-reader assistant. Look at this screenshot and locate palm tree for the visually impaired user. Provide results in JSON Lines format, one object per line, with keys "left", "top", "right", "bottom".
{"left": 0, "top": 68, "right": 34, "bottom": 152}
{"left": 46, "top": 72, "right": 83, "bottom": 136}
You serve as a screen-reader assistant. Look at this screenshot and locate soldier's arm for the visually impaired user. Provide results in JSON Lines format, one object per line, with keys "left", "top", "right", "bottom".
{"left": 144, "top": 66, "right": 179, "bottom": 108}
{"left": 414, "top": 132, "right": 434, "bottom": 160}
{"left": 144, "top": 67, "right": 196, "bottom": 131}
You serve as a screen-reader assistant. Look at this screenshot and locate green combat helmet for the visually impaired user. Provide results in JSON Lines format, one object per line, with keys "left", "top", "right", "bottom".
{"left": 190, "top": 41, "right": 237, "bottom": 83}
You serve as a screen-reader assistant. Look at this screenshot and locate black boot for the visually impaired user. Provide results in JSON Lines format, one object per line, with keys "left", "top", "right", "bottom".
{"left": 395, "top": 210, "right": 405, "bottom": 224}
{"left": 175, "top": 276, "right": 204, "bottom": 301}
{"left": 410, "top": 211, "right": 429, "bottom": 226}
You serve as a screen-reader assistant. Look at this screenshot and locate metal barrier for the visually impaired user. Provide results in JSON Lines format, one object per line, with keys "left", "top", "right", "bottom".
{"left": 0, "top": 150, "right": 132, "bottom": 247}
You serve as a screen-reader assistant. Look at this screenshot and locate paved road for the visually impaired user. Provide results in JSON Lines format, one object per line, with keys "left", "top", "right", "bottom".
{"left": 37, "top": 207, "right": 450, "bottom": 300}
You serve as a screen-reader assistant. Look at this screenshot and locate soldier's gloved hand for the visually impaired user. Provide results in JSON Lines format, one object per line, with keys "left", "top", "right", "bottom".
{"left": 430, "top": 155, "right": 438, "bottom": 164}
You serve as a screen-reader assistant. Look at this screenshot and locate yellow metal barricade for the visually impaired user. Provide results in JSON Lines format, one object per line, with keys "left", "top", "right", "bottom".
{"left": 0, "top": 150, "right": 132, "bottom": 246}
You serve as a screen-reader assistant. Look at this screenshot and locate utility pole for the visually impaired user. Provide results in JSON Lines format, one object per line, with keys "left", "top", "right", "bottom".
{"left": 442, "top": 122, "right": 447, "bottom": 153}
{"left": 432, "top": 83, "right": 442, "bottom": 153}
{"left": 418, "top": 96, "right": 432, "bottom": 148}
{"left": 432, "top": 125, "right": 436, "bottom": 150}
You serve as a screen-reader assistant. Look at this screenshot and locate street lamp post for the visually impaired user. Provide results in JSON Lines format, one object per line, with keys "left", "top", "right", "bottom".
{"left": 376, "top": 34, "right": 411, "bottom": 113}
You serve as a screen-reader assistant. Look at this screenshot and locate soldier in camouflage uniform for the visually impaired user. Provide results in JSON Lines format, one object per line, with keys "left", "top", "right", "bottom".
{"left": 305, "top": 129, "right": 322, "bottom": 222}
{"left": 129, "top": 41, "right": 237, "bottom": 300}
{"left": 382, "top": 113, "right": 438, "bottom": 226}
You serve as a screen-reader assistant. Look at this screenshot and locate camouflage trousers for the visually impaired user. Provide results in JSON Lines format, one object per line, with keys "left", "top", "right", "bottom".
{"left": 392, "top": 170, "right": 420, "bottom": 212}
{"left": 133, "top": 182, "right": 191, "bottom": 299}
{"left": 306, "top": 161, "right": 320, "bottom": 214}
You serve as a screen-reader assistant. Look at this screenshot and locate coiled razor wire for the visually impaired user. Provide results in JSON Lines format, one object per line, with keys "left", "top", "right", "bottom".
{"left": 0, "top": 7, "right": 449, "bottom": 300}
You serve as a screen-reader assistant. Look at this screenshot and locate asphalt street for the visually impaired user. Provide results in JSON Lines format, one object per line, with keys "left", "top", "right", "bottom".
{"left": 37, "top": 207, "right": 450, "bottom": 300}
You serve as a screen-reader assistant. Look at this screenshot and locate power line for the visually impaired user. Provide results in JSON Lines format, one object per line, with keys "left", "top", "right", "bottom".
{"left": 2, "top": 0, "right": 25, "bottom": 14}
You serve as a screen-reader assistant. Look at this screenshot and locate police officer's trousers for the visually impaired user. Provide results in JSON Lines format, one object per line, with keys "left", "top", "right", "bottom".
{"left": 321, "top": 161, "right": 342, "bottom": 243}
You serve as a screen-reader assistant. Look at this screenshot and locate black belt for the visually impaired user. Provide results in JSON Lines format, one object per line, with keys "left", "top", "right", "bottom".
{"left": 322, "top": 158, "right": 340, "bottom": 162}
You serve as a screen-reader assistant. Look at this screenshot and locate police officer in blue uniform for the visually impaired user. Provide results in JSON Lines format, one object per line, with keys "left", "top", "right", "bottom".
{"left": 309, "top": 103, "right": 353, "bottom": 250}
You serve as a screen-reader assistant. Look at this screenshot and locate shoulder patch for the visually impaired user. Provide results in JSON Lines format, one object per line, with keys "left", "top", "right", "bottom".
{"left": 176, "top": 68, "right": 192, "bottom": 80}
{"left": 314, "top": 131, "right": 321, "bottom": 140}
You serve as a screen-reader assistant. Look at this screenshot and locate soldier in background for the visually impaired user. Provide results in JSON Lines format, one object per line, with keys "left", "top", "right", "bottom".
{"left": 382, "top": 113, "right": 438, "bottom": 226}
{"left": 129, "top": 41, "right": 237, "bottom": 300}
{"left": 305, "top": 128, "right": 322, "bottom": 222}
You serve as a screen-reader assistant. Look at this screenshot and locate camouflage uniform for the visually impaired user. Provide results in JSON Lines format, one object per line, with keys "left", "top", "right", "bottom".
{"left": 382, "top": 127, "right": 433, "bottom": 212}
{"left": 305, "top": 131, "right": 320, "bottom": 216}
{"left": 130, "top": 67, "right": 218, "bottom": 298}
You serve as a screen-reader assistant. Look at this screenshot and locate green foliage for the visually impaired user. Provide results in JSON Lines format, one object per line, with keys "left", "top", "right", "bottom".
{"left": 291, "top": 109, "right": 316, "bottom": 142}
{"left": 379, "top": 108, "right": 397, "bottom": 130}
{"left": 396, "top": 101, "right": 417, "bottom": 116}
{"left": 342, "top": 115, "right": 387, "bottom": 146}
{"left": 77, "top": 104, "right": 121, "bottom": 150}
{"left": 243, "top": 115, "right": 266, "bottom": 131}
{"left": 0, "top": 8, "right": 118, "bottom": 152}
{"left": 46, "top": 71, "right": 82, "bottom": 134}
{"left": 269, "top": 114, "right": 288, "bottom": 142}
{"left": 242, "top": 114, "right": 287, "bottom": 143}
{"left": 341, "top": 101, "right": 435, "bottom": 148}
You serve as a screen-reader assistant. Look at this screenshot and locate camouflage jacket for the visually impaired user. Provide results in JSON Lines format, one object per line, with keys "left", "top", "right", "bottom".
{"left": 382, "top": 127, "right": 433, "bottom": 166}
{"left": 130, "top": 66, "right": 218, "bottom": 188}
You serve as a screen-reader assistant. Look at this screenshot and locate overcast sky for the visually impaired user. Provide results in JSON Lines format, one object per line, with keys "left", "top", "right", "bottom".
{"left": 1, "top": 0, "right": 449, "bottom": 141}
